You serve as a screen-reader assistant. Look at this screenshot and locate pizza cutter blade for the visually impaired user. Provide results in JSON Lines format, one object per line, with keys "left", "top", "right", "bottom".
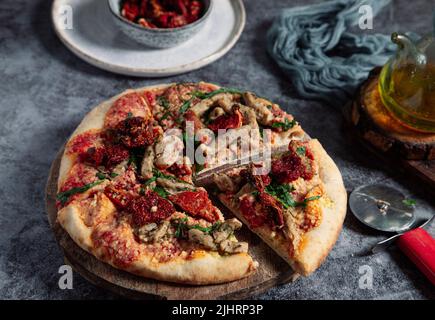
{"left": 349, "top": 184, "right": 415, "bottom": 233}
{"left": 349, "top": 184, "right": 435, "bottom": 285}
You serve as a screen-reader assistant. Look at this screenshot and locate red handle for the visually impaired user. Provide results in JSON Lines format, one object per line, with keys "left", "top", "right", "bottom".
{"left": 397, "top": 228, "right": 435, "bottom": 286}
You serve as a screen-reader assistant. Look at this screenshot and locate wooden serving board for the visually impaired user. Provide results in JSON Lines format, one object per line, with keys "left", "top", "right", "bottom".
{"left": 45, "top": 148, "right": 298, "bottom": 300}
{"left": 344, "top": 68, "right": 435, "bottom": 196}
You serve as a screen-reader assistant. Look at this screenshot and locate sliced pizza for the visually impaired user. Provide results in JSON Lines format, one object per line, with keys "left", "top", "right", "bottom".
{"left": 214, "top": 139, "right": 347, "bottom": 276}
{"left": 55, "top": 82, "right": 346, "bottom": 284}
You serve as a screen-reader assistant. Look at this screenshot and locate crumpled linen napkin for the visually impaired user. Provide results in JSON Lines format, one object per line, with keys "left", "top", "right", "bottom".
{"left": 267, "top": 0, "right": 396, "bottom": 105}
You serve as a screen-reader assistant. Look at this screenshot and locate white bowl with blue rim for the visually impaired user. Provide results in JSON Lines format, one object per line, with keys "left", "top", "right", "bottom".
{"left": 107, "top": 0, "right": 213, "bottom": 49}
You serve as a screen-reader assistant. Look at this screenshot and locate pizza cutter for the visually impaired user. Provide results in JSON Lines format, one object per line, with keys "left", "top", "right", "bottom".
{"left": 349, "top": 184, "right": 435, "bottom": 285}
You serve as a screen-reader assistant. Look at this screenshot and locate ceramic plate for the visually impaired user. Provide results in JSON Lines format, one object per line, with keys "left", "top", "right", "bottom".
{"left": 52, "top": 0, "right": 245, "bottom": 77}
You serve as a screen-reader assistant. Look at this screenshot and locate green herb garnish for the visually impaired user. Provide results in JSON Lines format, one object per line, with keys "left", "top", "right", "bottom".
{"left": 160, "top": 111, "right": 171, "bottom": 120}
{"left": 271, "top": 119, "right": 296, "bottom": 131}
{"left": 126, "top": 112, "right": 133, "bottom": 118}
{"left": 157, "top": 96, "right": 170, "bottom": 109}
{"left": 402, "top": 199, "right": 417, "bottom": 207}
{"left": 172, "top": 217, "right": 221, "bottom": 238}
{"left": 296, "top": 146, "right": 306, "bottom": 156}
{"left": 144, "top": 176, "right": 157, "bottom": 186}
{"left": 96, "top": 172, "right": 106, "bottom": 180}
{"left": 265, "top": 183, "right": 296, "bottom": 208}
{"left": 152, "top": 168, "right": 190, "bottom": 185}
{"left": 110, "top": 172, "right": 119, "bottom": 178}
{"left": 153, "top": 186, "right": 169, "bottom": 198}
{"left": 56, "top": 180, "right": 105, "bottom": 205}
{"left": 264, "top": 182, "right": 321, "bottom": 208}
{"left": 297, "top": 195, "right": 321, "bottom": 207}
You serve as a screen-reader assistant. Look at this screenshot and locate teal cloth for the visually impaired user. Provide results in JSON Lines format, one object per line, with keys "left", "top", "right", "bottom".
{"left": 267, "top": 0, "right": 396, "bottom": 105}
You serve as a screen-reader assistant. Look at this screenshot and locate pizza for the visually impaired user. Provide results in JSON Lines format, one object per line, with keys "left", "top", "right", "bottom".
{"left": 55, "top": 82, "right": 346, "bottom": 285}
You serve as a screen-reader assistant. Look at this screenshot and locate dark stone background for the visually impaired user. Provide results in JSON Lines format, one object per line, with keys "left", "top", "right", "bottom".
{"left": 0, "top": 0, "right": 434, "bottom": 299}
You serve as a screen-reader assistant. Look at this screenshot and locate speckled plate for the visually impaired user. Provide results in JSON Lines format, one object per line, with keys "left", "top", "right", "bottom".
{"left": 52, "top": 0, "right": 245, "bottom": 77}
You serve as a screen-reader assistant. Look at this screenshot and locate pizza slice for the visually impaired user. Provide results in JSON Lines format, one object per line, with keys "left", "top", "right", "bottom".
{"left": 56, "top": 85, "right": 257, "bottom": 285}
{"left": 213, "top": 139, "right": 347, "bottom": 275}
{"left": 150, "top": 82, "right": 306, "bottom": 173}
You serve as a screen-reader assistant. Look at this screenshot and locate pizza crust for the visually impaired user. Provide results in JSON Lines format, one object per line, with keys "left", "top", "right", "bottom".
{"left": 58, "top": 204, "right": 257, "bottom": 285}
{"left": 219, "top": 139, "right": 346, "bottom": 276}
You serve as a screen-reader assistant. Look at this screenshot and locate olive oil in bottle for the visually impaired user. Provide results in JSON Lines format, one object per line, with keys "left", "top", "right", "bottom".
{"left": 379, "top": 63, "right": 435, "bottom": 133}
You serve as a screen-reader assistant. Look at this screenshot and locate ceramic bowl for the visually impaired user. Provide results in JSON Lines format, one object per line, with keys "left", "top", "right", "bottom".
{"left": 107, "top": 0, "right": 213, "bottom": 49}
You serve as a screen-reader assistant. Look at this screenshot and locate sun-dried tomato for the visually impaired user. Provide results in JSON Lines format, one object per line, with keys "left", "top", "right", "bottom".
{"left": 79, "top": 144, "right": 129, "bottom": 169}
{"left": 120, "top": 0, "right": 204, "bottom": 29}
{"left": 271, "top": 151, "right": 303, "bottom": 183}
{"left": 113, "top": 116, "right": 158, "bottom": 149}
{"left": 207, "top": 108, "right": 243, "bottom": 132}
{"left": 168, "top": 189, "right": 219, "bottom": 223}
{"left": 241, "top": 166, "right": 271, "bottom": 192}
{"left": 258, "top": 192, "right": 284, "bottom": 228}
{"left": 239, "top": 196, "right": 267, "bottom": 228}
{"left": 104, "top": 186, "right": 134, "bottom": 210}
{"left": 127, "top": 191, "right": 175, "bottom": 226}
{"left": 166, "top": 162, "right": 192, "bottom": 178}
{"left": 121, "top": 0, "right": 140, "bottom": 21}
{"left": 79, "top": 147, "right": 106, "bottom": 167}
{"left": 105, "top": 145, "right": 130, "bottom": 168}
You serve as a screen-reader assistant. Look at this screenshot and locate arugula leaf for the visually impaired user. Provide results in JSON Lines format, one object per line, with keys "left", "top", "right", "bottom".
{"left": 96, "top": 172, "right": 106, "bottom": 180}
{"left": 265, "top": 183, "right": 296, "bottom": 208}
{"left": 160, "top": 110, "right": 171, "bottom": 120}
{"left": 296, "top": 146, "right": 306, "bottom": 156}
{"left": 173, "top": 217, "right": 189, "bottom": 238}
{"left": 153, "top": 186, "right": 169, "bottom": 198}
{"left": 152, "top": 168, "right": 190, "bottom": 185}
{"left": 56, "top": 179, "right": 105, "bottom": 205}
{"left": 172, "top": 218, "right": 221, "bottom": 238}
{"left": 144, "top": 176, "right": 157, "bottom": 186}
{"left": 265, "top": 182, "right": 321, "bottom": 208}
{"left": 157, "top": 96, "right": 170, "bottom": 109}
{"left": 297, "top": 195, "right": 321, "bottom": 207}
{"left": 271, "top": 119, "right": 296, "bottom": 131}
{"left": 110, "top": 172, "right": 119, "bottom": 178}
{"left": 402, "top": 199, "right": 416, "bottom": 207}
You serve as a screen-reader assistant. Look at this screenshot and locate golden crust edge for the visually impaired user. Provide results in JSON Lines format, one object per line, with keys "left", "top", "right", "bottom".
{"left": 57, "top": 204, "right": 257, "bottom": 285}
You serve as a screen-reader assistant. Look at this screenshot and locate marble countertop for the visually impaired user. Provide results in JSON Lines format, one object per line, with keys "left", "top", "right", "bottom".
{"left": 0, "top": 0, "right": 433, "bottom": 299}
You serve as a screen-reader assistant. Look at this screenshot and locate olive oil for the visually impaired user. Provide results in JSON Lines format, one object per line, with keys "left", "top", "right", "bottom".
{"left": 379, "top": 63, "right": 435, "bottom": 132}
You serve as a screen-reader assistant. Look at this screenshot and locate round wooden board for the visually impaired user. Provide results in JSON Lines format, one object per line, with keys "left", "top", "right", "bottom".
{"left": 45, "top": 148, "right": 297, "bottom": 300}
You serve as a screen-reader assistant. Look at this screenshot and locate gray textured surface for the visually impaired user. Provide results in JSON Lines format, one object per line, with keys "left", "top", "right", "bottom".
{"left": 0, "top": 0, "right": 434, "bottom": 300}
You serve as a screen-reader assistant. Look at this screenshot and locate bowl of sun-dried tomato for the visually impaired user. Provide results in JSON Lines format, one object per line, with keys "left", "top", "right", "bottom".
{"left": 108, "top": 0, "right": 213, "bottom": 48}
